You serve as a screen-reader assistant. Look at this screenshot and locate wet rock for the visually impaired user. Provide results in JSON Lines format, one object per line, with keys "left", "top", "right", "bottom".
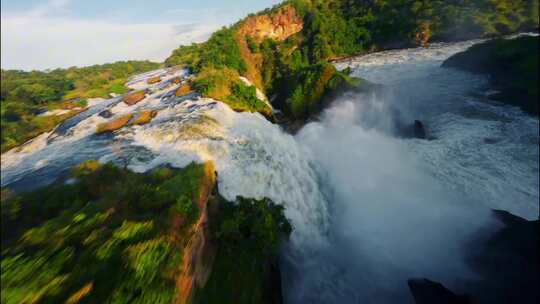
{"left": 123, "top": 91, "right": 146, "bottom": 106}
{"left": 414, "top": 120, "right": 427, "bottom": 139}
{"left": 408, "top": 279, "right": 470, "bottom": 304}
{"left": 98, "top": 110, "right": 113, "bottom": 119}
{"left": 96, "top": 114, "right": 133, "bottom": 134}
{"left": 34, "top": 108, "right": 49, "bottom": 115}
{"left": 176, "top": 83, "right": 194, "bottom": 97}
{"left": 147, "top": 76, "right": 162, "bottom": 84}
{"left": 130, "top": 110, "right": 157, "bottom": 126}
{"left": 461, "top": 210, "right": 539, "bottom": 304}
{"left": 483, "top": 137, "right": 499, "bottom": 144}
{"left": 397, "top": 119, "right": 429, "bottom": 139}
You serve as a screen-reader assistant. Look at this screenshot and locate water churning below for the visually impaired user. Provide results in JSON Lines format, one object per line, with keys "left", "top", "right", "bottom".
{"left": 283, "top": 40, "right": 538, "bottom": 303}
{"left": 1, "top": 40, "right": 538, "bottom": 304}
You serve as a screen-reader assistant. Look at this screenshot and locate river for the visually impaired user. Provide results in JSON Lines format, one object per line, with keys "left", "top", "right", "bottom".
{"left": 1, "top": 38, "right": 538, "bottom": 303}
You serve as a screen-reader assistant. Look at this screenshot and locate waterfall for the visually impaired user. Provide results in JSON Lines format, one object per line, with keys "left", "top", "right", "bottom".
{"left": 1, "top": 39, "right": 538, "bottom": 304}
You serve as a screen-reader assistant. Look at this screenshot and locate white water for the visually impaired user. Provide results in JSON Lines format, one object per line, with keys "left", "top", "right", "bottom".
{"left": 283, "top": 41, "right": 538, "bottom": 303}
{"left": 1, "top": 39, "right": 538, "bottom": 303}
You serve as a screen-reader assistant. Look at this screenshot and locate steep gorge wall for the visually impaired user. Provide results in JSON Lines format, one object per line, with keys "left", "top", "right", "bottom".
{"left": 235, "top": 5, "right": 304, "bottom": 90}
{"left": 237, "top": 5, "right": 303, "bottom": 43}
{"left": 175, "top": 162, "right": 217, "bottom": 304}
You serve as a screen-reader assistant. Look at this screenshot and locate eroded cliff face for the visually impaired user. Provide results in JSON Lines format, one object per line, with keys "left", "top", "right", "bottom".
{"left": 175, "top": 162, "right": 217, "bottom": 304}
{"left": 236, "top": 5, "right": 304, "bottom": 90}
{"left": 238, "top": 5, "right": 303, "bottom": 42}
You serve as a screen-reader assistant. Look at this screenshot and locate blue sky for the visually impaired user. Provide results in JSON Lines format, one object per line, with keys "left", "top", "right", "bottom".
{"left": 1, "top": 0, "right": 282, "bottom": 70}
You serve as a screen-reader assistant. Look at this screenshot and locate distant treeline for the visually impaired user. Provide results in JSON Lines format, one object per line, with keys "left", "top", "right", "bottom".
{"left": 165, "top": 0, "right": 538, "bottom": 120}
{"left": 1, "top": 61, "right": 160, "bottom": 152}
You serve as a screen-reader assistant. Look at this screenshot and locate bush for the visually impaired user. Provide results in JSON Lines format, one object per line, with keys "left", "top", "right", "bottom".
{"left": 0, "top": 162, "right": 210, "bottom": 303}
{"left": 195, "top": 196, "right": 291, "bottom": 304}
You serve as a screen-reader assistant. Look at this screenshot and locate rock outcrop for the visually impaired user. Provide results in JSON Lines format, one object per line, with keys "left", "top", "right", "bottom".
{"left": 412, "top": 210, "right": 540, "bottom": 304}
{"left": 175, "top": 83, "right": 194, "bottom": 97}
{"left": 408, "top": 279, "right": 470, "bottom": 304}
{"left": 98, "top": 110, "right": 113, "bottom": 119}
{"left": 413, "top": 120, "right": 427, "bottom": 139}
{"left": 237, "top": 5, "right": 303, "bottom": 43}
{"left": 123, "top": 90, "right": 146, "bottom": 106}
{"left": 130, "top": 110, "right": 157, "bottom": 126}
{"left": 175, "top": 162, "right": 217, "bottom": 304}
{"left": 147, "top": 76, "right": 162, "bottom": 84}
{"left": 96, "top": 114, "right": 133, "bottom": 134}
{"left": 462, "top": 210, "right": 539, "bottom": 304}
{"left": 442, "top": 36, "right": 539, "bottom": 116}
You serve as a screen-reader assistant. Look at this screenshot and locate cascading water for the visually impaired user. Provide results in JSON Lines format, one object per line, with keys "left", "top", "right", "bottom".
{"left": 1, "top": 38, "right": 538, "bottom": 304}
{"left": 283, "top": 39, "right": 538, "bottom": 303}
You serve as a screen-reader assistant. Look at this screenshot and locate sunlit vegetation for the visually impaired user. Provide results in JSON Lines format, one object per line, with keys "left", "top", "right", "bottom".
{"left": 1, "top": 61, "right": 160, "bottom": 152}
{"left": 165, "top": 0, "right": 538, "bottom": 121}
{"left": 195, "top": 197, "right": 292, "bottom": 304}
{"left": 443, "top": 35, "right": 539, "bottom": 115}
{"left": 1, "top": 161, "right": 291, "bottom": 303}
{"left": 0, "top": 161, "right": 205, "bottom": 303}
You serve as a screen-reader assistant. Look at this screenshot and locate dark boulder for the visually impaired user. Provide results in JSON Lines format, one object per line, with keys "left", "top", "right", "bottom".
{"left": 98, "top": 110, "right": 114, "bottom": 119}
{"left": 459, "top": 210, "right": 539, "bottom": 304}
{"left": 396, "top": 119, "right": 429, "bottom": 139}
{"left": 413, "top": 120, "right": 427, "bottom": 139}
{"left": 34, "top": 108, "right": 49, "bottom": 115}
{"left": 408, "top": 279, "right": 470, "bottom": 304}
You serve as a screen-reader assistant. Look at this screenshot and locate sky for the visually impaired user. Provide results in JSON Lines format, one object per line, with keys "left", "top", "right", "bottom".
{"left": 1, "top": 0, "right": 283, "bottom": 71}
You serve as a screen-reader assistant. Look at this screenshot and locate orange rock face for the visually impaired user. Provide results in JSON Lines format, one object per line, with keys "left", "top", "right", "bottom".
{"left": 147, "top": 76, "right": 162, "bottom": 84}
{"left": 130, "top": 110, "right": 157, "bottom": 126}
{"left": 175, "top": 162, "right": 217, "bottom": 304}
{"left": 175, "top": 83, "right": 194, "bottom": 97}
{"left": 96, "top": 114, "right": 133, "bottom": 134}
{"left": 123, "top": 91, "right": 146, "bottom": 105}
{"left": 414, "top": 21, "right": 432, "bottom": 47}
{"left": 171, "top": 77, "right": 182, "bottom": 84}
{"left": 238, "top": 5, "right": 303, "bottom": 43}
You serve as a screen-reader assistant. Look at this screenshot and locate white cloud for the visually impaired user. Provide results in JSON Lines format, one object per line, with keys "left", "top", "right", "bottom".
{"left": 0, "top": 14, "right": 218, "bottom": 70}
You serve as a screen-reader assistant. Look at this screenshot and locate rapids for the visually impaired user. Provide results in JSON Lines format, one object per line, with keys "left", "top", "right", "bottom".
{"left": 1, "top": 38, "right": 538, "bottom": 303}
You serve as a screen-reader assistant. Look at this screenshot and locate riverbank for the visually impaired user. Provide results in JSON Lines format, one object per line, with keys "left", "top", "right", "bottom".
{"left": 443, "top": 35, "right": 539, "bottom": 116}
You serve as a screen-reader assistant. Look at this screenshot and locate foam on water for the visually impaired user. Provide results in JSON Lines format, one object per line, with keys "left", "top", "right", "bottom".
{"left": 345, "top": 41, "right": 539, "bottom": 220}
{"left": 119, "top": 98, "right": 329, "bottom": 245}
{"left": 279, "top": 39, "right": 538, "bottom": 303}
